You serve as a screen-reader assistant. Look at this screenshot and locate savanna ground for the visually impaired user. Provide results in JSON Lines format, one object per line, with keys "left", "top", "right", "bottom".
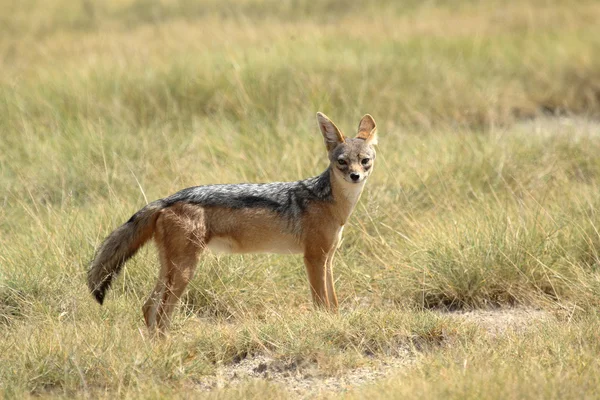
{"left": 2, "top": 0, "right": 600, "bottom": 398}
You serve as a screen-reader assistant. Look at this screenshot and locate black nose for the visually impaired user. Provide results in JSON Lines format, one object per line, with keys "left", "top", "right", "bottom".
{"left": 350, "top": 173, "right": 360, "bottom": 181}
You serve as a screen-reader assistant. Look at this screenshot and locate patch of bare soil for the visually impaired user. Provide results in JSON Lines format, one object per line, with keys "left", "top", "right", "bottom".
{"left": 194, "top": 308, "right": 552, "bottom": 398}
{"left": 444, "top": 307, "right": 553, "bottom": 336}
{"left": 196, "top": 349, "right": 415, "bottom": 398}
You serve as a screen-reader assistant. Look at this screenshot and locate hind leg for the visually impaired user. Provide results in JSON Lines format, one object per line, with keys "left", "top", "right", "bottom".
{"left": 155, "top": 247, "right": 202, "bottom": 334}
{"left": 142, "top": 257, "right": 168, "bottom": 335}
{"left": 142, "top": 204, "right": 206, "bottom": 336}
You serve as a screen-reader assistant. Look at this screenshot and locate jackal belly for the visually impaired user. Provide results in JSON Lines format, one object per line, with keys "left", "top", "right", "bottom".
{"left": 206, "top": 234, "right": 303, "bottom": 254}
{"left": 201, "top": 205, "right": 305, "bottom": 254}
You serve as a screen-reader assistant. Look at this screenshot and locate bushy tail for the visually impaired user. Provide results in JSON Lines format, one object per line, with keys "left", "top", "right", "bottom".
{"left": 87, "top": 200, "right": 165, "bottom": 304}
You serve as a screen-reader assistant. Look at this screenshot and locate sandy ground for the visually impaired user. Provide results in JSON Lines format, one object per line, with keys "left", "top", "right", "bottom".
{"left": 199, "top": 352, "right": 415, "bottom": 397}
{"left": 448, "top": 307, "right": 552, "bottom": 336}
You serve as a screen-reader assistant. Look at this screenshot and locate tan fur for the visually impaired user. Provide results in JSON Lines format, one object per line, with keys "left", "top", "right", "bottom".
{"left": 143, "top": 203, "right": 205, "bottom": 333}
{"left": 87, "top": 201, "right": 164, "bottom": 304}
{"left": 356, "top": 114, "right": 377, "bottom": 140}
{"left": 205, "top": 207, "right": 303, "bottom": 254}
{"left": 89, "top": 112, "right": 378, "bottom": 336}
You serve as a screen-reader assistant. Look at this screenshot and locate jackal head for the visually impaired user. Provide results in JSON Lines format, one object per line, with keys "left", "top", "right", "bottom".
{"left": 317, "top": 112, "right": 378, "bottom": 185}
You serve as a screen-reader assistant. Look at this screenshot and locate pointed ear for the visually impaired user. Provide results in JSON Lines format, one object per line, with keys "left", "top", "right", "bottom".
{"left": 317, "top": 112, "right": 345, "bottom": 151}
{"left": 356, "top": 114, "right": 378, "bottom": 145}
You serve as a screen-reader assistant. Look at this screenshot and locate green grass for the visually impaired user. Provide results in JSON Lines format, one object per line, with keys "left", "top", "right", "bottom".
{"left": 2, "top": 0, "right": 600, "bottom": 398}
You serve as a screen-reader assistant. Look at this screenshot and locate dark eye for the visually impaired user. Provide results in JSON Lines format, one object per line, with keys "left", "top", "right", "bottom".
{"left": 361, "top": 158, "right": 370, "bottom": 165}
{"left": 337, "top": 159, "right": 347, "bottom": 166}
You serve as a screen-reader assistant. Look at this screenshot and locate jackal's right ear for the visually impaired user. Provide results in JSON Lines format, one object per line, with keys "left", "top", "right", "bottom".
{"left": 356, "top": 114, "right": 378, "bottom": 145}
{"left": 317, "top": 112, "right": 345, "bottom": 151}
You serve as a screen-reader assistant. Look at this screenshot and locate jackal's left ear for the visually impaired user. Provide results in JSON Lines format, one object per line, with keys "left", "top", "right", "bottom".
{"left": 317, "top": 112, "right": 346, "bottom": 151}
{"left": 356, "top": 114, "right": 378, "bottom": 145}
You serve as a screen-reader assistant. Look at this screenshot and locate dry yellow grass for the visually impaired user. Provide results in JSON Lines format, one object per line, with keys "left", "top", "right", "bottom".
{"left": 2, "top": 0, "right": 600, "bottom": 398}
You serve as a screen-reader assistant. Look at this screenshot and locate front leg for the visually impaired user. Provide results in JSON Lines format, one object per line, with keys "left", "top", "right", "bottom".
{"left": 325, "top": 246, "right": 339, "bottom": 312}
{"left": 304, "top": 228, "right": 342, "bottom": 310}
{"left": 303, "top": 252, "right": 329, "bottom": 308}
{"left": 325, "top": 226, "right": 344, "bottom": 311}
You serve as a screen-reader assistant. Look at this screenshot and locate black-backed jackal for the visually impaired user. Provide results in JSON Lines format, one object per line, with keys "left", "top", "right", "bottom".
{"left": 88, "top": 112, "right": 378, "bottom": 335}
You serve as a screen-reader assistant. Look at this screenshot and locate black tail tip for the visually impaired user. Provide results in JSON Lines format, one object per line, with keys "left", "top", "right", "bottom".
{"left": 92, "top": 289, "right": 105, "bottom": 305}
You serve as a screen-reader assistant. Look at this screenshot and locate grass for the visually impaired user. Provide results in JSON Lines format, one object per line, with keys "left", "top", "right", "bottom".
{"left": 2, "top": 0, "right": 600, "bottom": 398}
{"left": 345, "top": 314, "right": 600, "bottom": 400}
{"left": 1, "top": 309, "right": 450, "bottom": 396}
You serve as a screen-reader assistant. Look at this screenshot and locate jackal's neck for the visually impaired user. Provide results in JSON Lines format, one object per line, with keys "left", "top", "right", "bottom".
{"left": 327, "top": 168, "right": 366, "bottom": 224}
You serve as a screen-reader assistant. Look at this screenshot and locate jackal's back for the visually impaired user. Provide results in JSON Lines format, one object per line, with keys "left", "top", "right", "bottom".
{"left": 163, "top": 169, "right": 333, "bottom": 232}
